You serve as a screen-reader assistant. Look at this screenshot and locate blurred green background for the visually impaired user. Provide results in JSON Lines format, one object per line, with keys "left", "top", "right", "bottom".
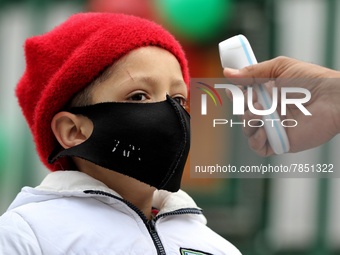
{"left": 0, "top": 0, "right": 340, "bottom": 254}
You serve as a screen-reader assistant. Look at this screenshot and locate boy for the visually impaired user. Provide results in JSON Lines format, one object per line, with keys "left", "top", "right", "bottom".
{"left": 0, "top": 13, "right": 241, "bottom": 255}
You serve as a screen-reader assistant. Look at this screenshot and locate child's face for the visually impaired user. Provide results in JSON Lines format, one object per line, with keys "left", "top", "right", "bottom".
{"left": 91, "top": 46, "right": 188, "bottom": 106}
{"left": 51, "top": 46, "right": 190, "bottom": 189}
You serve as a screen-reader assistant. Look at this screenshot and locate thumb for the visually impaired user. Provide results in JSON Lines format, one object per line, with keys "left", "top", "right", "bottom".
{"left": 223, "top": 56, "right": 293, "bottom": 84}
{"left": 223, "top": 59, "right": 274, "bottom": 79}
{"left": 222, "top": 63, "right": 272, "bottom": 87}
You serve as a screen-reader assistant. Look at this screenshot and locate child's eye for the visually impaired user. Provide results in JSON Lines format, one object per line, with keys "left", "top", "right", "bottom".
{"left": 173, "top": 96, "right": 187, "bottom": 107}
{"left": 128, "top": 93, "right": 147, "bottom": 102}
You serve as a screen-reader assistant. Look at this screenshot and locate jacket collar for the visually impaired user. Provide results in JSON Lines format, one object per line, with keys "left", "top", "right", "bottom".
{"left": 35, "top": 171, "right": 201, "bottom": 215}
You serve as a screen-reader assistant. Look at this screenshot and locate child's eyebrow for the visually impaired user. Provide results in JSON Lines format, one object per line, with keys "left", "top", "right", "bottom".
{"left": 126, "top": 74, "right": 158, "bottom": 85}
{"left": 172, "top": 79, "right": 187, "bottom": 88}
{"left": 126, "top": 73, "right": 186, "bottom": 88}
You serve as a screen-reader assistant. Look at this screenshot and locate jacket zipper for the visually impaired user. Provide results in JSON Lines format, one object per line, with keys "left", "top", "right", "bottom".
{"left": 147, "top": 208, "right": 202, "bottom": 255}
{"left": 154, "top": 208, "right": 202, "bottom": 221}
{"left": 147, "top": 219, "right": 166, "bottom": 255}
{"left": 83, "top": 190, "right": 203, "bottom": 254}
{"left": 84, "top": 190, "right": 167, "bottom": 254}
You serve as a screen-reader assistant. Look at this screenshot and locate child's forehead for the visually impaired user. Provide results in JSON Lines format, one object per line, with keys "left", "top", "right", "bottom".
{"left": 87, "top": 46, "right": 188, "bottom": 102}
{"left": 100, "top": 46, "right": 184, "bottom": 83}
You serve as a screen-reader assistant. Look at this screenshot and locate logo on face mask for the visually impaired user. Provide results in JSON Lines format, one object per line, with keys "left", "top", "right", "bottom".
{"left": 111, "top": 140, "right": 142, "bottom": 162}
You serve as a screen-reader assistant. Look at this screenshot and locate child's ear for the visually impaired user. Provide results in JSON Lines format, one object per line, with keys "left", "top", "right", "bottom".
{"left": 51, "top": 112, "right": 93, "bottom": 149}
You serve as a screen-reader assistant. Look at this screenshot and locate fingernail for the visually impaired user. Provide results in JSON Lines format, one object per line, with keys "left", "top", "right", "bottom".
{"left": 224, "top": 68, "right": 240, "bottom": 75}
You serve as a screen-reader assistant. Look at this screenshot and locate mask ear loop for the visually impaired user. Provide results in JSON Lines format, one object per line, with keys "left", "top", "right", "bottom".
{"left": 48, "top": 144, "right": 80, "bottom": 171}
{"left": 48, "top": 144, "right": 69, "bottom": 170}
{"left": 48, "top": 144, "right": 63, "bottom": 164}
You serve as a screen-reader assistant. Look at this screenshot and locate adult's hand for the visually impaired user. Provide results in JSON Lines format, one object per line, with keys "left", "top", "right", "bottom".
{"left": 223, "top": 56, "right": 340, "bottom": 156}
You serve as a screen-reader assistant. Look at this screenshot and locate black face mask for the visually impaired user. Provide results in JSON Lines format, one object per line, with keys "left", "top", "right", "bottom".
{"left": 48, "top": 95, "right": 190, "bottom": 192}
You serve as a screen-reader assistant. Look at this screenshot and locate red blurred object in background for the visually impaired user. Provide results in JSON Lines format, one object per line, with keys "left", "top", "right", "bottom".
{"left": 86, "top": 0, "right": 153, "bottom": 19}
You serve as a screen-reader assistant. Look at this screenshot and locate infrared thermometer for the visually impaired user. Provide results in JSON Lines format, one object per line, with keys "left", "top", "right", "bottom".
{"left": 218, "top": 34, "right": 289, "bottom": 154}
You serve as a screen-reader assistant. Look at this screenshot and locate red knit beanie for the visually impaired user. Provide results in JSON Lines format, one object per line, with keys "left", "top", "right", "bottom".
{"left": 16, "top": 12, "right": 190, "bottom": 171}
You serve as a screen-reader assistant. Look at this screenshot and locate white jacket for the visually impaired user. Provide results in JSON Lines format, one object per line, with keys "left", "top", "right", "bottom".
{"left": 0, "top": 171, "right": 242, "bottom": 255}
